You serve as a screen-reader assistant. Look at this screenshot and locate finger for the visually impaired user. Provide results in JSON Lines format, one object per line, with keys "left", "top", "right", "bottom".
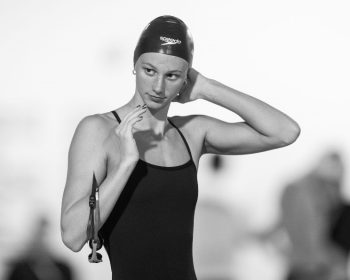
{"left": 123, "top": 114, "right": 144, "bottom": 137}
{"left": 125, "top": 112, "right": 144, "bottom": 127}
{"left": 116, "top": 117, "right": 141, "bottom": 140}
{"left": 120, "top": 106, "right": 147, "bottom": 132}
{"left": 123, "top": 106, "right": 147, "bottom": 127}
{"left": 117, "top": 105, "right": 147, "bottom": 128}
{"left": 122, "top": 104, "right": 147, "bottom": 122}
{"left": 114, "top": 106, "right": 147, "bottom": 135}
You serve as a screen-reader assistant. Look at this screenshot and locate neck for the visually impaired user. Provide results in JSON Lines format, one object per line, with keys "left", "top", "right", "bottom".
{"left": 125, "top": 94, "right": 171, "bottom": 137}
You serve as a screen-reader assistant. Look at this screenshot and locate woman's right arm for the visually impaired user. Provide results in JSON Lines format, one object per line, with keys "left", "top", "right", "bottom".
{"left": 60, "top": 106, "right": 146, "bottom": 252}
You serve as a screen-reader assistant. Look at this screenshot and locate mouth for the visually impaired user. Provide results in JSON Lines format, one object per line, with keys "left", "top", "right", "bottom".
{"left": 147, "top": 93, "right": 166, "bottom": 101}
{"left": 150, "top": 94, "right": 165, "bottom": 99}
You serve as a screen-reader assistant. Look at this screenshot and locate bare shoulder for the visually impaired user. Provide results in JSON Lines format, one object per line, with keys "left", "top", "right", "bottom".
{"left": 66, "top": 113, "right": 117, "bottom": 189}
{"left": 169, "top": 114, "right": 221, "bottom": 131}
{"left": 168, "top": 114, "right": 221, "bottom": 142}
{"left": 72, "top": 114, "right": 111, "bottom": 146}
{"left": 168, "top": 114, "right": 207, "bottom": 138}
{"left": 169, "top": 114, "right": 200, "bottom": 126}
{"left": 68, "top": 113, "right": 120, "bottom": 168}
{"left": 73, "top": 111, "right": 120, "bottom": 143}
{"left": 168, "top": 114, "right": 208, "bottom": 163}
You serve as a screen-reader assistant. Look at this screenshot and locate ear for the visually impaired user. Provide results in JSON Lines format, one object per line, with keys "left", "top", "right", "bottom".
{"left": 180, "top": 79, "right": 188, "bottom": 93}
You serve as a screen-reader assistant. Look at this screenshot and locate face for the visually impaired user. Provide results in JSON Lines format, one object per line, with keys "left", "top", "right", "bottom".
{"left": 317, "top": 153, "right": 345, "bottom": 184}
{"left": 134, "top": 53, "right": 188, "bottom": 109}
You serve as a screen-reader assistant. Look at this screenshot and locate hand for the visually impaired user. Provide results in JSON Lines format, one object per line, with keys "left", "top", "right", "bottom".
{"left": 172, "top": 68, "right": 209, "bottom": 103}
{"left": 112, "top": 105, "right": 147, "bottom": 163}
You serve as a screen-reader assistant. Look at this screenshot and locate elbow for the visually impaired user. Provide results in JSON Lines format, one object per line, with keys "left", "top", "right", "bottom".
{"left": 61, "top": 226, "right": 86, "bottom": 253}
{"left": 279, "top": 121, "right": 301, "bottom": 147}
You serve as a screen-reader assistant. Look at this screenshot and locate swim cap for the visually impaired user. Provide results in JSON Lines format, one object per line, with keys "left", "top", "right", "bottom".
{"left": 133, "top": 15, "right": 194, "bottom": 66}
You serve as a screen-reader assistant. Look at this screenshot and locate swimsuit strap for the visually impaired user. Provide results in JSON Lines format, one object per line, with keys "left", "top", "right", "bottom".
{"left": 168, "top": 118, "right": 193, "bottom": 161}
{"left": 110, "top": 111, "right": 193, "bottom": 161}
{"left": 111, "top": 110, "right": 121, "bottom": 123}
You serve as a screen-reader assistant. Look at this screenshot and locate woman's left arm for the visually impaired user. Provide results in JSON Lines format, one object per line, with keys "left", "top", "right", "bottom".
{"left": 174, "top": 69, "right": 301, "bottom": 155}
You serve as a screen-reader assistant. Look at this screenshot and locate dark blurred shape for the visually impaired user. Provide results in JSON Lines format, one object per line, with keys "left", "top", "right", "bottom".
{"left": 331, "top": 203, "right": 350, "bottom": 253}
{"left": 280, "top": 150, "right": 348, "bottom": 280}
{"left": 210, "top": 155, "right": 224, "bottom": 171}
{"left": 5, "top": 216, "right": 74, "bottom": 280}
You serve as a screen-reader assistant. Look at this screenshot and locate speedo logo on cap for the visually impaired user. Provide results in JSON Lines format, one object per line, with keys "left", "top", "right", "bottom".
{"left": 160, "top": 36, "right": 182, "bottom": 46}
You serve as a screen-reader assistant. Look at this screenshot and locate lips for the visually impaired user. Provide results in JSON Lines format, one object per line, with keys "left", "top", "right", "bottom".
{"left": 150, "top": 94, "right": 165, "bottom": 99}
{"left": 147, "top": 93, "right": 166, "bottom": 101}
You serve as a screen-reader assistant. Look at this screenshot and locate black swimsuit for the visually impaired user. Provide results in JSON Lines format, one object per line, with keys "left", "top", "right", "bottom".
{"left": 99, "top": 111, "right": 198, "bottom": 280}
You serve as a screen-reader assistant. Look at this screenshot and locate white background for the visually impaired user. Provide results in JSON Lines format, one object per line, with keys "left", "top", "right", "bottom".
{"left": 1, "top": 1, "right": 349, "bottom": 279}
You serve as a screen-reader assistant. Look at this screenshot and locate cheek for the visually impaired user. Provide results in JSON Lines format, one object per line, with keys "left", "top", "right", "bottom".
{"left": 135, "top": 74, "right": 150, "bottom": 92}
{"left": 166, "top": 80, "right": 184, "bottom": 95}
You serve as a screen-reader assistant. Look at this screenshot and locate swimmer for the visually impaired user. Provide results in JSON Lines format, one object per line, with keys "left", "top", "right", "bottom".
{"left": 61, "top": 15, "right": 300, "bottom": 280}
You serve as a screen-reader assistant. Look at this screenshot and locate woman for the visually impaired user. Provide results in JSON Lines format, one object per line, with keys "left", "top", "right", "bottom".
{"left": 61, "top": 15, "right": 300, "bottom": 279}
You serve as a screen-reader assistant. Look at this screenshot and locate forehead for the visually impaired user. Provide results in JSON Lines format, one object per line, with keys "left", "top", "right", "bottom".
{"left": 137, "top": 52, "right": 188, "bottom": 71}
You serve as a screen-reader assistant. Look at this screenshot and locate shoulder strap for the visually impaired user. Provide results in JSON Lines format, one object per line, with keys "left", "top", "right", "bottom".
{"left": 111, "top": 111, "right": 121, "bottom": 123}
{"left": 168, "top": 118, "right": 193, "bottom": 161}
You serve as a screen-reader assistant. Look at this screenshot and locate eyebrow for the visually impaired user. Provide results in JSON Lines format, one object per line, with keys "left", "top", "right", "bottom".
{"left": 141, "top": 62, "right": 183, "bottom": 73}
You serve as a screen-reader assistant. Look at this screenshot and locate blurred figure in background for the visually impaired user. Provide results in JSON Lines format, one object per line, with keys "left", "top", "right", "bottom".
{"left": 6, "top": 215, "right": 74, "bottom": 280}
{"left": 280, "top": 150, "right": 348, "bottom": 280}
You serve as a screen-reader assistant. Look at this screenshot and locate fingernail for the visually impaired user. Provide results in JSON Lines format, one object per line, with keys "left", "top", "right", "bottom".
{"left": 136, "top": 105, "right": 141, "bottom": 108}
{"left": 142, "top": 104, "right": 147, "bottom": 108}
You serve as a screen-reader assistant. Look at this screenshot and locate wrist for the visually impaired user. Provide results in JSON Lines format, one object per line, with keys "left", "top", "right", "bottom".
{"left": 113, "top": 157, "right": 138, "bottom": 173}
{"left": 197, "top": 78, "right": 220, "bottom": 101}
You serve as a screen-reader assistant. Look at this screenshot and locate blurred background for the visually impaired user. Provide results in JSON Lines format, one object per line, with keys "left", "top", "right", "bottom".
{"left": 1, "top": 0, "right": 350, "bottom": 279}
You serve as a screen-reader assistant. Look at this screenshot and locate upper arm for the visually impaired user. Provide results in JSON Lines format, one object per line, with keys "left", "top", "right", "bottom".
{"left": 197, "top": 115, "right": 285, "bottom": 155}
{"left": 197, "top": 115, "right": 286, "bottom": 155}
{"left": 61, "top": 115, "right": 108, "bottom": 216}
{"left": 171, "top": 114, "right": 285, "bottom": 158}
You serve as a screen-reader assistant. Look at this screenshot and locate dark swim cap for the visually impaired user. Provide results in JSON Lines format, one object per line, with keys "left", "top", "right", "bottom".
{"left": 133, "top": 15, "right": 194, "bottom": 66}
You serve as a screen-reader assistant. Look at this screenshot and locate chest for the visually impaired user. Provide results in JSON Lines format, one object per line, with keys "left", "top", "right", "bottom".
{"left": 106, "top": 128, "right": 198, "bottom": 169}
{"left": 135, "top": 134, "right": 189, "bottom": 165}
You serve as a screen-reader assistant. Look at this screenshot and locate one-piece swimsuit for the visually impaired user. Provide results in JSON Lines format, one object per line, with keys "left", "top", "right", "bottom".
{"left": 99, "top": 111, "right": 198, "bottom": 280}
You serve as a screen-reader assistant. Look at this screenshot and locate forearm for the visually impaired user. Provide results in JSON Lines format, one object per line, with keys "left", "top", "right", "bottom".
{"left": 200, "top": 79, "right": 300, "bottom": 144}
{"left": 61, "top": 160, "right": 137, "bottom": 252}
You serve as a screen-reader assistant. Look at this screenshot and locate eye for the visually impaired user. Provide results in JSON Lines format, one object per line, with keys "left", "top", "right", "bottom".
{"left": 144, "top": 67, "right": 155, "bottom": 76}
{"left": 166, "top": 73, "right": 180, "bottom": 80}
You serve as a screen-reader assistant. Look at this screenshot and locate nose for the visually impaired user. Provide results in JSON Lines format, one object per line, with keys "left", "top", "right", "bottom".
{"left": 152, "top": 75, "right": 165, "bottom": 95}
